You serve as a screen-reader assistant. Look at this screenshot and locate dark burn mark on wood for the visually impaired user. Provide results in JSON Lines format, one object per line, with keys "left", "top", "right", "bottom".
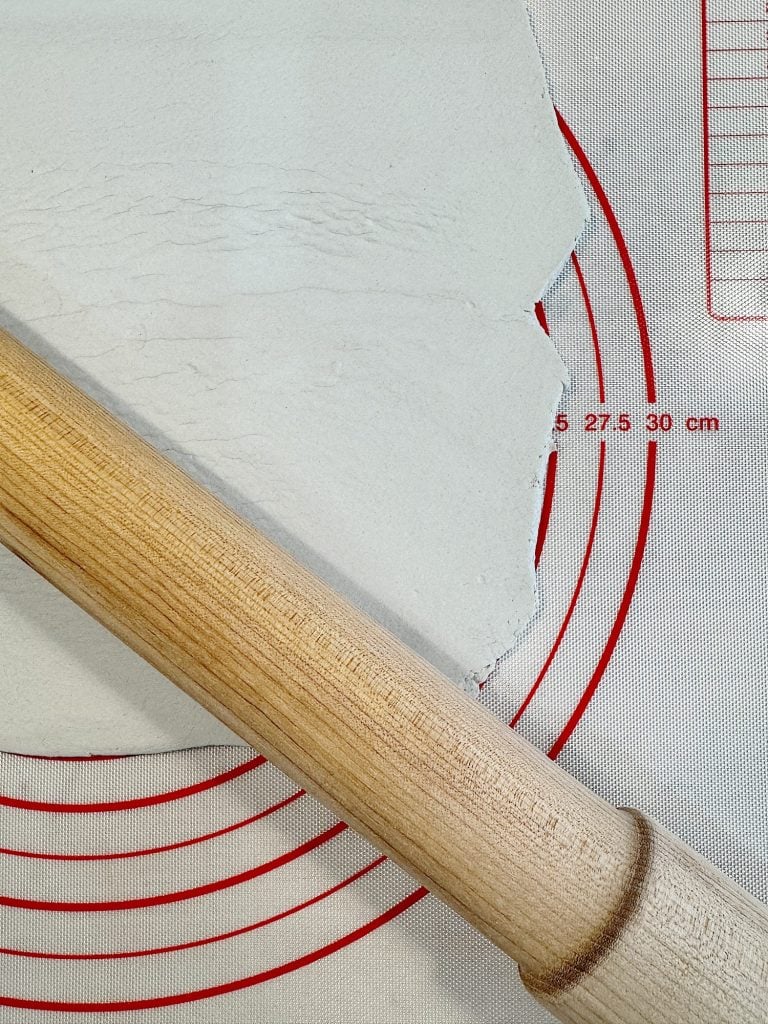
{"left": 521, "top": 809, "right": 653, "bottom": 997}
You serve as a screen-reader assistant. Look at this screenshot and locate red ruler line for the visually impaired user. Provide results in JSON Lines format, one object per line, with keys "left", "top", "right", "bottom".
{"left": 701, "top": 0, "right": 768, "bottom": 320}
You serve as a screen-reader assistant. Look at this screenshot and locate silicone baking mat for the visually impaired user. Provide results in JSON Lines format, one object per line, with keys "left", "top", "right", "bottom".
{"left": 0, "top": 1, "right": 765, "bottom": 1020}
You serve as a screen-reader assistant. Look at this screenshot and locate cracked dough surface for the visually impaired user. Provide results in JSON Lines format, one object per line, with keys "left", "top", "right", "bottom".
{"left": 0, "top": 0, "right": 585, "bottom": 753}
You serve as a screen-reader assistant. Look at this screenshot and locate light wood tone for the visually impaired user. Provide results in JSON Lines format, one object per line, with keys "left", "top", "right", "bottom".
{"left": 0, "top": 327, "right": 766, "bottom": 1023}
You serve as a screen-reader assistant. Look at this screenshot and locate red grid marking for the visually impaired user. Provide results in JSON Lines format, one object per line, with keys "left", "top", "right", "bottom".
{"left": 702, "top": 0, "right": 768, "bottom": 319}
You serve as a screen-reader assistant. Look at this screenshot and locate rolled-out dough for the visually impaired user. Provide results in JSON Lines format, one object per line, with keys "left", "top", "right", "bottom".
{"left": 0, "top": 0, "right": 585, "bottom": 753}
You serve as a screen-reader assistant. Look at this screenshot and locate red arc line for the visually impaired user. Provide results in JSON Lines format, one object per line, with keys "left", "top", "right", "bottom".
{"left": 514, "top": 195, "right": 609, "bottom": 724}
{"left": 0, "top": 887, "right": 429, "bottom": 1012}
{"left": 511, "top": 442, "right": 607, "bottom": 728}
{"left": 534, "top": 299, "right": 550, "bottom": 333}
{"left": 0, "top": 822, "right": 346, "bottom": 911}
{"left": 0, "top": 789, "right": 305, "bottom": 861}
{"left": 534, "top": 449, "right": 558, "bottom": 570}
{"left": 531, "top": 297, "right": 557, "bottom": 572}
{"left": 0, "top": 755, "right": 265, "bottom": 812}
{"left": 0, "top": 856, "right": 388, "bottom": 960}
{"left": 547, "top": 441, "right": 657, "bottom": 759}
{"left": 571, "top": 252, "right": 606, "bottom": 402}
{"left": 513, "top": 113, "right": 657, "bottom": 732}
{"left": 557, "top": 112, "right": 656, "bottom": 402}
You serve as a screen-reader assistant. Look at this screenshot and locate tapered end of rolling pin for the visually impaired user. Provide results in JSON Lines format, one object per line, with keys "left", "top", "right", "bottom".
{"left": 521, "top": 810, "right": 768, "bottom": 1023}
{"left": 0, "top": 326, "right": 767, "bottom": 1024}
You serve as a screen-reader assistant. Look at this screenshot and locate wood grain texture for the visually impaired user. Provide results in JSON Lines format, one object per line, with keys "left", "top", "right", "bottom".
{"left": 0, "top": 327, "right": 766, "bottom": 1023}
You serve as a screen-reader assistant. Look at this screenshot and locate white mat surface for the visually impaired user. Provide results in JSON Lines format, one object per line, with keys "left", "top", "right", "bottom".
{"left": 0, "top": 0, "right": 583, "bottom": 754}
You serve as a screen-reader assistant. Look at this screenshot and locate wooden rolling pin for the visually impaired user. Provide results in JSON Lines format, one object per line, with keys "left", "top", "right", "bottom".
{"left": 0, "top": 326, "right": 766, "bottom": 1022}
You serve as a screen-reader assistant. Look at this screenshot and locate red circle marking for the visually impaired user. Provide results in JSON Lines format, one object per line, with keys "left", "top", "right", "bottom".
{"left": 0, "top": 888, "right": 429, "bottom": 1012}
{"left": 537, "top": 113, "right": 657, "bottom": 756}
{"left": 547, "top": 441, "right": 656, "bottom": 759}
{"left": 0, "top": 789, "right": 305, "bottom": 861}
{"left": 557, "top": 112, "right": 656, "bottom": 403}
{"left": 509, "top": 215, "right": 606, "bottom": 724}
{"left": 0, "top": 755, "right": 265, "bottom": 813}
{"left": 511, "top": 112, "right": 657, "bottom": 731}
{"left": 0, "top": 856, "right": 388, "bottom": 960}
{"left": 531, "top": 297, "right": 558, "bottom": 574}
{"left": 571, "top": 252, "right": 606, "bottom": 403}
{"left": 533, "top": 448, "right": 558, "bottom": 571}
{"left": 511, "top": 441, "right": 607, "bottom": 728}
{"left": 0, "top": 822, "right": 346, "bottom": 911}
